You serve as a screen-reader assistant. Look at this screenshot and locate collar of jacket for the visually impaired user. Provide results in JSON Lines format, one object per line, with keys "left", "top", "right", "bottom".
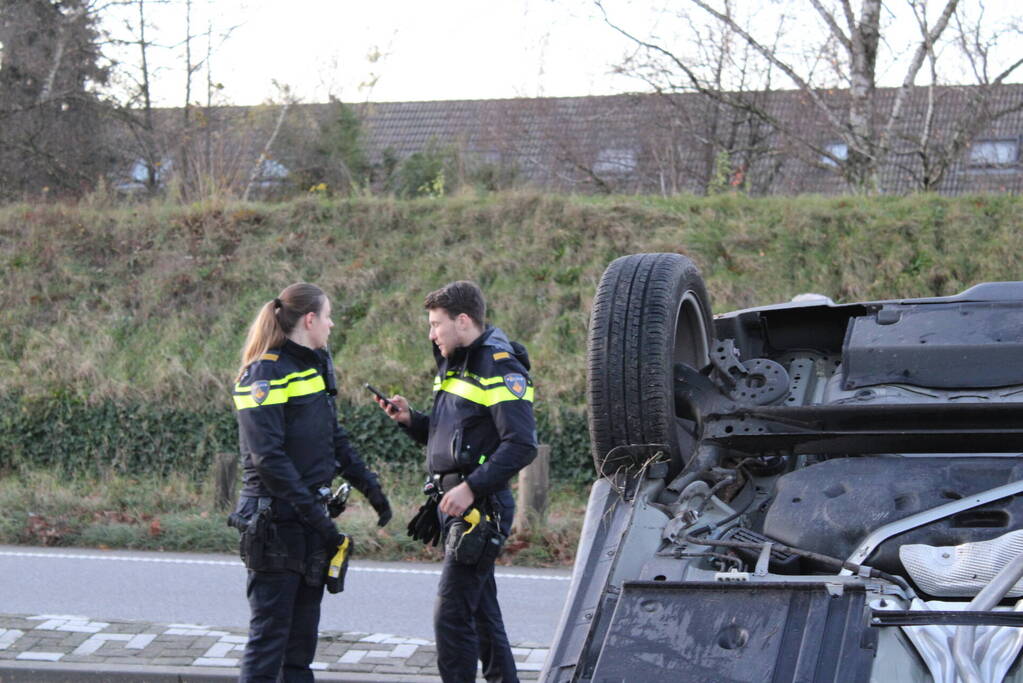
{"left": 280, "top": 335, "right": 331, "bottom": 368}
{"left": 276, "top": 340, "right": 338, "bottom": 395}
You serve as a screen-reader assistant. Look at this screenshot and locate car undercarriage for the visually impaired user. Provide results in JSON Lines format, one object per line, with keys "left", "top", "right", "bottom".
{"left": 541, "top": 253, "right": 1023, "bottom": 683}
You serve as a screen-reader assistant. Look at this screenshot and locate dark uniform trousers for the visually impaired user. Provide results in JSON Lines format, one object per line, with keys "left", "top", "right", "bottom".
{"left": 238, "top": 498, "right": 325, "bottom": 683}
{"left": 434, "top": 488, "right": 519, "bottom": 683}
{"left": 242, "top": 566, "right": 324, "bottom": 682}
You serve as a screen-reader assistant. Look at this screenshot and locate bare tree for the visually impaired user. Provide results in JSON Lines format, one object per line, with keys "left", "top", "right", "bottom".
{"left": 889, "top": 1, "right": 1023, "bottom": 190}
{"left": 173, "top": 1, "right": 240, "bottom": 199}
{"left": 601, "top": 0, "right": 1023, "bottom": 194}
{"left": 96, "top": 0, "right": 172, "bottom": 195}
{"left": 132, "top": 0, "right": 160, "bottom": 191}
{"left": 85, "top": 0, "right": 240, "bottom": 198}
{"left": 177, "top": 0, "right": 194, "bottom": 193}
{"left": 599, "top": 2, "right": 791, "bottom": 194}
{"left": 242, "top": 83, "right": 294, "bottom": 202}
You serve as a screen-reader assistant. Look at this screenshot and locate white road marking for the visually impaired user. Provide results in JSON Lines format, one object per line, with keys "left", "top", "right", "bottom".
{"left": 0, "top": 551, "right": 570, "bottom": 580}
{"left": 0, "top": 629, "right": 24, "bottom": 649}
{"left": 339, "top": 650, "right": 367, "bottom": 664}
{"left": 30, "top": 616, "right": 108, "bottom": 632}
{"left": 16, "top": 652, "right": 63, "bottom": 661}
{"left": 193, "top": 657, "right": 237, "bottom": 667}
{"left": 73, "top": 632, "right": 155, "bottom": 656}
{"left": 6, "top": 615, "right": 553, "bottom": 670}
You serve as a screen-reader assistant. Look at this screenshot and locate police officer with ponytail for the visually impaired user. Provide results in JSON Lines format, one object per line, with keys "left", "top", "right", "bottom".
{"left": 232, "top": 283, "right": 391, "bottom": 682}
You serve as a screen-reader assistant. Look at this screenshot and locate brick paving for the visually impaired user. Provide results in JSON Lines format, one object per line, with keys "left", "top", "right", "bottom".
{"left": 0, "top": 613, "right": 548, "bottom": 680}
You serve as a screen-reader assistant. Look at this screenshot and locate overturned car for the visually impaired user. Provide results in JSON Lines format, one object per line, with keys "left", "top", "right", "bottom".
{"left": 542, "top": 253, "right": 1023, "bottom": 683}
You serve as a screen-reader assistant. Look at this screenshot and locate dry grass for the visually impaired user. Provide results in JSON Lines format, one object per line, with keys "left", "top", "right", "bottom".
{"left": 5, "top": 192, "right": 1023, "bottom": 411}
{"left": 0, "top": 468, "right": 588, "bottom": 565}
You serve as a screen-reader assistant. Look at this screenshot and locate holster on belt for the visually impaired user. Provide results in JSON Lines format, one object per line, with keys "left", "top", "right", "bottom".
{"left": 325, "top": 535, "right": 352, "bottom": 594}
{"left": 236, "top": 500, "right": 302, "bottom": 574}
{"left": 445, "top": 506, "right": 505, "bottom": 567}
{"left": 304, "top": 546, "right": 327, "bottom": 587}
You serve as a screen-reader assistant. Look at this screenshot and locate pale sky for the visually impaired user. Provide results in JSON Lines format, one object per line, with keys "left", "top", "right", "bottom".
{"left": 98, "top": 1, "right": 1022, "bottom": 108}
{"left": 102, "top": 0, "right": 644, "bottom": 106}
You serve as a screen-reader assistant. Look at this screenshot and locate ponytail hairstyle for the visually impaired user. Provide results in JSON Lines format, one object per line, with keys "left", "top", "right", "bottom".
{"left": 236, "top": 283, "right": 326, "bottom": 381}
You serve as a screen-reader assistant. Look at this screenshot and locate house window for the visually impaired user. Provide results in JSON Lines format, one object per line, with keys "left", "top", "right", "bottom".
{"left": 255, "top": 159, "right": 290, "bottom": 186}
{"left": 115, "top": 157, "right": 173, "bottom": 192}
{"left": 594, "top": 148, "right": 637, "bottom": 174}
{"left": 822, "top": 142, "right": 848, "bottom": 167}
{"left": 968, "top": 139, "right": 1018, "bottom": 167}
{"left": 473, "top": 150, "right": 502, "bottom": 165}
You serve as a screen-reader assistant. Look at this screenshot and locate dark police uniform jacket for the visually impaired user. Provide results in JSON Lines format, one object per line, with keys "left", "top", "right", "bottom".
{"left": 233, "top": 339, "right": 379, "bottom": 531}
{"left": 404, "top": 326, "right": 537, "bottom": 497}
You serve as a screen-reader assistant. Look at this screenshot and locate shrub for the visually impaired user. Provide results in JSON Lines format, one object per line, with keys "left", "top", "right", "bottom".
{"left": 0, "top": 395, "right": 593, "bottom": 483}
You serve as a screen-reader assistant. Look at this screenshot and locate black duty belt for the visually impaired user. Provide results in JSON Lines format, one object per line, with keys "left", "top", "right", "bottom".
{"left": 428, "top": 472, "right": 465, "bottom": 495}
{"left": 312, "top": 483, "right": 333, "bottom": 504}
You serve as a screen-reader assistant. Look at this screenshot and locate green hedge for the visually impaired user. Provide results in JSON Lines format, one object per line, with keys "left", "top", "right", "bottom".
{"left": 0, "top": 395, "right": 593, "bottom": 484}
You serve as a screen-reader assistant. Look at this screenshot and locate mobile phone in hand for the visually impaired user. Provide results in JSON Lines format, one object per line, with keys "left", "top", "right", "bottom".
{"left": 364, "top": 383, "right": 394, "bottom": 410}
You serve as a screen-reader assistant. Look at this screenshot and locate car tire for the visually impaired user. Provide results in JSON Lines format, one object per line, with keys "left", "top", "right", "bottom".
{"left": 587, "top": 253, "right": 713, "bottom": 477}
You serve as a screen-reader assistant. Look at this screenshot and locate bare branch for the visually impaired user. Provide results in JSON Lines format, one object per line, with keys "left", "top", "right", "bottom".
{"left": 14, "top": 135, "right": 96, "bottom": 189}
{"left": 686, "top": 0, "right": 849, "bottom": 136}
{"left": 808, "top": 0, "right": 851, "bottom": 50}
{"left": 600, "top": 0, "right": 848, "bottom": 183}
{"left": 991, "top": 56, "right": 1023, "bottom": 85}
{"left": 838, "top": 0, "right": 858, "bottom": 36}
{"left": 882, "top": 0, "right": 960, "bottom": 146}
{"left": 242, "top": 85, "right": 293, "bottom": 202}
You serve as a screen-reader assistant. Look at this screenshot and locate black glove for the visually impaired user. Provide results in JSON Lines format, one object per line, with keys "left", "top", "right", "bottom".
{"left": 298, "top": 502, "right": 344, "bottom": 550}
{"left": 406, "top": 497, "right": 441, "bottom": 547}
{"left": 327, "top": 495, "right": 346, "bottom": 519}
{"left": 367, "top": 488, "right": 393, "bottom": 527}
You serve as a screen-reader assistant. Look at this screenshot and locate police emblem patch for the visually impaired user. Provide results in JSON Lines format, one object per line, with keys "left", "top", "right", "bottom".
{"left": 251, "top": 380, "right": 271, "bottom": 405}
{"left": 503, "top": 373, "right": 526, "bottom": 398}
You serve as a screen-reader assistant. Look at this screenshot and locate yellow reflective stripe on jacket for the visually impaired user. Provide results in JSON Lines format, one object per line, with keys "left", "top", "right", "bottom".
{"left": 235, "top": 368, "right": 318, "bottom": 392}
{"left": 437, "top": 377, "right": 534, "bottom": 406}
{"left": 433, "top": 372, "right": 523, "bottom": 390}
{"left": 233, "top": 369, "right": 326, "bottom": 410}
{"left": 457, "top": 371, "right": 507, "bottom": 387}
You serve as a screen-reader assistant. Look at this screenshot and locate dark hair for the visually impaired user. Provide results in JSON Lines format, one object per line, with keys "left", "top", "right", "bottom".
{"left": 236, "top": 283, "right": 326, "bottom": 380}
{"left": 424, "top": 280, "right": 486, "bottom": 327}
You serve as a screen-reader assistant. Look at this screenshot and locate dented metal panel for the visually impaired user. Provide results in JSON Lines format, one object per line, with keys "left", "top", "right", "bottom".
{"left": 590, "top": 582, "right": 876, "bottom": 683}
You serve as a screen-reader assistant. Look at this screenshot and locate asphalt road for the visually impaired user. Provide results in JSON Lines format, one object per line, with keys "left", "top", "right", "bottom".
{"left": 0, "top": 545, "right": 571, "bottom": 645}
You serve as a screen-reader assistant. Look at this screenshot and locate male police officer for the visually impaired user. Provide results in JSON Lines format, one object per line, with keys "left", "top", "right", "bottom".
{"left": 376, "top": 280, "right": 536, "bottom": 683}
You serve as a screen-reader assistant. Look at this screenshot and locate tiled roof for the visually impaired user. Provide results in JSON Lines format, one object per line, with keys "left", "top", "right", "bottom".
{"left": 338, "top": 87, "right": 1023, "bottom": 195}
{"left": 125, "top": 87, "right": 1023, "bottom": 196}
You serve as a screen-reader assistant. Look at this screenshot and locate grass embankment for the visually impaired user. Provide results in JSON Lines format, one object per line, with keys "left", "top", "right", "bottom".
{"left": 2, "top": 191, "right": 1022, "bottom": 563}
